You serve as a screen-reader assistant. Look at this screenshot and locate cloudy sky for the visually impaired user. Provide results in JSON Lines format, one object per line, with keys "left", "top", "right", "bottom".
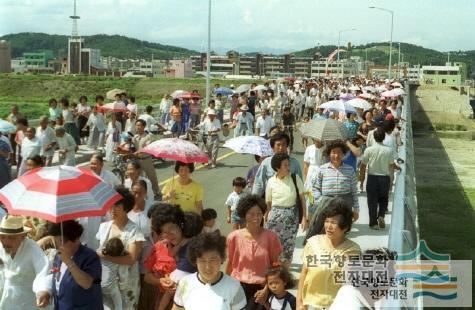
{"left": 1, "top": 0, "right": 474, "bottom": 53}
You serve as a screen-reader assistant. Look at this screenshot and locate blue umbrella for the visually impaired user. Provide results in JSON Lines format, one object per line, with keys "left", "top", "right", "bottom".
{"left": 0, "top": 120, "right": 16, "bottom": 134}
{"left": 214, "top": 87, "right": 234, "bottom": 96}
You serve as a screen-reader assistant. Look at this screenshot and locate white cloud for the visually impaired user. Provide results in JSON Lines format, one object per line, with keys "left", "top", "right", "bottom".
{"left": 0, "top": 0, "right": 474, "bottom": 52}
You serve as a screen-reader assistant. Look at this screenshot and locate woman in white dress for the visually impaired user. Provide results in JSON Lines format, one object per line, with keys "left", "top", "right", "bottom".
{"left": 303, "top": 138, "right": 325, "bottom": 214}
{"left": 105, "top": 113, "right": 122, "bottom": 162}
{"left": 96, "top": 186, "right": 145, "bottom": 310}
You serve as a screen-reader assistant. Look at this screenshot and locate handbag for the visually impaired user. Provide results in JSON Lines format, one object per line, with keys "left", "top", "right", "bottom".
{"left": 291, "top": 173, "right": 303, "bottom": 223}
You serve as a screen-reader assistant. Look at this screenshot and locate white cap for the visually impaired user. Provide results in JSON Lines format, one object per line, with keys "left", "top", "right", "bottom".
{"left": 207, "top": 109, "right": 216, "bottom": 115}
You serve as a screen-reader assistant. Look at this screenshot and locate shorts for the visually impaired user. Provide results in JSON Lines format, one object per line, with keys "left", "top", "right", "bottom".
{"left": 231, "top": 210, "right": 245, "bottom": 225}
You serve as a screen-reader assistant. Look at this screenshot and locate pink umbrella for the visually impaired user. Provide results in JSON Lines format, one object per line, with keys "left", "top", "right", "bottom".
{"left": 339, "top": 93, "right": 355, "bottom": 101}
{"left": 380, "top": 90, "right": 398, "bottom": 98}
{"left": 141, "top": 138, "right": 209, "bottom": 163}
{"left": 103, "top": 102, "right": 127, "bottom": 112}
{"left": 177, "top": 92, "right": 201, "bottom": 100}
{"left": 0, "top": 166, "right": 122, "bottom": 223}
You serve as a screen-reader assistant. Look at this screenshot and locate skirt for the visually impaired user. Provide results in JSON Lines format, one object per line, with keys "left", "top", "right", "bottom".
{"left": 64, "top": 122, "right": 81, "bottom": 145}
{"left": 265, "top": 206, "right": 299, "bottom": 262}
{"left": 77, "top": 115, "right": 89, "bottom": 138}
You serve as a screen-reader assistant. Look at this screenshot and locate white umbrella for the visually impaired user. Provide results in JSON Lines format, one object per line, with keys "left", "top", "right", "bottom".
{"left": 106, "top": 89, "right": 126, "bottom": 100}
{"left": 376, "top": 85, "right": 388, "bottom": 92}
{"left": 347, "top": 98, "right": 373, "bottom": 110}
{"left": 391, "top": 82, "right": 403, "bottom": 88}
{"left": 363, "top": 86, "right": 376, "bottom": 92}
{"left": 253, "top": 85, "right": 268, "bottom": 92}
{"left": 171, "top": 90, "right": 186, "bottom": 99}
{"left": 392, "top": 88, "right": 406, "bottom": 96}
{"left": 380, "top": 90, "right": 398, "bottom": 98}
{"left": 0, "top": 120, "right": 16, "bottom": 134}
{"left": 223, "top": 136, "right": 273, "bottom": 157}
{"left": 320, "top": 100, "right": 357, "bottom": 114}
{"left": 348, "top": 85, "right": 360, "bottom": 91}
{"left": 235, "top": 84, "right": 251, "bottom": 93}
{"left": 358, "top": 93, "right": 375, "bottom": 100}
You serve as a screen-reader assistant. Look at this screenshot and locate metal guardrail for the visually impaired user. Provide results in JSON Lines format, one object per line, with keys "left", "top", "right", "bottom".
{"left": 388, "top": 83, "right": 422, "bottom": 309}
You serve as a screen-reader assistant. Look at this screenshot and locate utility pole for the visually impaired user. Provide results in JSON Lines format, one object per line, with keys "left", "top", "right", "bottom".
{"left": 205, "top": 0, "right": 211, "bottom": 106}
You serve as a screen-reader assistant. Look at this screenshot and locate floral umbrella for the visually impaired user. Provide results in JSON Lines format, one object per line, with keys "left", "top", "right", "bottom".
{"left": 141, "top": 138, "right": 209, "bottom": 163}
{"left": 223, "top": 136, "right": 273, "bottom": 157}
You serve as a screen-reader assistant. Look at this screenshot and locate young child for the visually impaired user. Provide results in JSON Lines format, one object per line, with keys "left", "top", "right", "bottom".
{"left": 144, "top": 239, "right": 177, "bottom": 310}
{"left": 173, "top": 232, "right": 247, "bottom": 309}
{"left": 101, "top": 237, "right": 128, "bottom": 310}
{"left": 265, "top": 266, "right": 296, "bottom": 310}
{"left": 225, "top": 177, "right": 247, "bottom": 230}
{"left": 201, "top": 208, "right": 220, "bottom": 233}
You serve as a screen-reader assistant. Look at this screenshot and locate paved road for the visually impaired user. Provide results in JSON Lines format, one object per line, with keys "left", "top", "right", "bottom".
{"left": 105, "top": 131, "right": 391, "bottom": 287}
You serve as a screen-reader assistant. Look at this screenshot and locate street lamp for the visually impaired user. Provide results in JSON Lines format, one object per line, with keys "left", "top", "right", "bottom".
{"left": 205, "top": 0, "right": 211, "bottom": 106}
{"left": 369, "top": 6, "right": 394, "bottom": 79}
{"left": 337, "top": 28, "right": 355, "bottom": 79}
{"left": 337, "top": 28, "right": 356, "bottom": 63}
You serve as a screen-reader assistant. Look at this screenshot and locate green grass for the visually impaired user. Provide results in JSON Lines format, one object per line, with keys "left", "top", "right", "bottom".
{"left": 417, "top": 185, "right": 475, "bottom": 261}
{"left": 0, "top": 74, "right": 258, "bottom": 119}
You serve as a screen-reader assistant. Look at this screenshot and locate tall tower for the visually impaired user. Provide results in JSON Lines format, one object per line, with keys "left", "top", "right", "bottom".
{"left": 68, "top": 0, "right": 84, "bottom": 74}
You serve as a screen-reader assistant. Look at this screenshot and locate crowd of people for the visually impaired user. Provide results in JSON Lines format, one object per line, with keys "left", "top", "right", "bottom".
{"left": 0, "top": 76, "right": 405, "bottom": 309}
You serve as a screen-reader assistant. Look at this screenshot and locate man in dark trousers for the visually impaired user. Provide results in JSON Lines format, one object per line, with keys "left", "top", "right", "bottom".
{"left": 360, "top": 127, "right": 400, "bottom": 230}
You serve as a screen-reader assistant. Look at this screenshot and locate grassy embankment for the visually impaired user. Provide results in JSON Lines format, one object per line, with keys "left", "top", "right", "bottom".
{"left": 0, "top": 74, "right": 256, "bottom": 119}
{"left": 412, "top": 110, "right": 475, "bottom": 262}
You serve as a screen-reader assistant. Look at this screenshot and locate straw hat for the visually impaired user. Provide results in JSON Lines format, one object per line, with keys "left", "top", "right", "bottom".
{"left": 239, "top": 105, "right": 249, "bottom": 111}
{"left": 0, "top": 215, "right": 31, "bottom": 235}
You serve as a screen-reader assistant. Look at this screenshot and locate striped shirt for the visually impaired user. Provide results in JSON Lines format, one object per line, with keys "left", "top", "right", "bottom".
{"left": 311, "top": 162, "right": 359, "bottom": 210}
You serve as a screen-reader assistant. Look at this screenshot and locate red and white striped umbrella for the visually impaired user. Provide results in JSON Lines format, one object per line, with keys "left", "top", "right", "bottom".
{"left": 141, "top": 138, "right": 209, "bottom": 163}
{"left": 103, "top": 102, "right": 127, "bottom": 112}
{"left": 0, "top": 166, "right": 122, "bottom": 223}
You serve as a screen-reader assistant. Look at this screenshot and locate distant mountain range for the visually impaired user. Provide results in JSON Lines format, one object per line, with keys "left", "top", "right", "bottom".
{"left": 1, "top": 32, "right": 474, "bottom": 76}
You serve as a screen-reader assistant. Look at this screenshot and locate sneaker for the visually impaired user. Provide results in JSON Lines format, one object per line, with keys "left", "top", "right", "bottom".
{"left": 369, "top": 225, "right": 380, "bottom": 230}
{"left": 211, "top": 164, "right": 216, "bottom": 168}
{"left": 378, "top": 216, "right": 386, "bottom": 229}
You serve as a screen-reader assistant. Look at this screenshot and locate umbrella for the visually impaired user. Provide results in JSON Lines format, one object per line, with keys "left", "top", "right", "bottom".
{"left": 358, "top": 93, "right": 375, "bottom": 100}
{"left": 106, "top": 89, "right": 126, "bottom": 100}
{"left": 363, "top": 86, "right": 376, "bottom": 92}
{"left": 347, "top": 98, "right": 372, "bottom": 110}
{"left": 380, "top": 90, "right": 398, "bottom": 98}
{"left": 299, "top": 119, "right": 348, "bottom": 142}
{"left": 171, "top": 90, "right": 186, "bottom": 99}
{"left": 180, "top": 92, "right": 201, "bottom": 100}
{"left": 141, "top": 138, "right": 208, "bottom": 163}
{"left": 0, "top": 166, "right": 122, "bottom": 223}
{"left": 223, "top": 136, "right": 273, "bottom": 157}
{"left": 103, "top": 102, "right": 127, "bottom": 112}
{"left": 235, "top": 84, "right": 251, "bottom": 93}
{"left": 348, "top": 85, "right": 360, "bottom": 91}
{"left": 339, "top": 93, "right": 355, "bottom": 101}
{"left": 253, "top": 85, "right": 268, "bottom": 92}
{"left": 320, "top": 100, "right": 357, "bottom": 114}
{"left": 0, "top": 119, "right": 16, "bottom": 134}
{"left": 376, "top": 85, "right": 388, "bottom": 92}
{"left": 391, "top": 82, "right": 403, "bottom": 88}
{"left": 214, "top": 87, "right": 234, "bottom": 96}
{"left": 392, "top": 88, "right": 406, "bottom": 96}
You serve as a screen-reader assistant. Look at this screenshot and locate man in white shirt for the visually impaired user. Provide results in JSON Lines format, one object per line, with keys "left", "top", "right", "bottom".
{"left": 200, "top": 109, "right": 221, "bottom": 168}
{"left": 36, "top": 116, "right": 56, "bottom": 167}
{"left": 255, "top": 109, "right": 275, "bottom": 138}
{"left": 89, "top": 154, "right": 121, "bottom": 187}
{"left": 55, "top": 126, "right": 77, "bottom": 166}
{"left": 160, "top": 94, "right": 172, "bottom": 125}
{"left": 0, "top": 216, "right": 52, "bottom": 309}
{"left": 19, "top": 127, "right": 42, "bottom": 176}
{"left": 138, "top": 105, "right": 157, "bottom": 133}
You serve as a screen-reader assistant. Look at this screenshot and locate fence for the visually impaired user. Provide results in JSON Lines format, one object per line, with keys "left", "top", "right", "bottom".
{"left": 388, "top": 83, "right": 422, "bottom": 309}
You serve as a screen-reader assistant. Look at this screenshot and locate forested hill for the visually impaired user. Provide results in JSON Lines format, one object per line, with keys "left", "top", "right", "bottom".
{"left": 0, "top": 32, "right": 199, "bottom": 59}
{"left": 295, "top": 42, "right": 475, "bottom": 75}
